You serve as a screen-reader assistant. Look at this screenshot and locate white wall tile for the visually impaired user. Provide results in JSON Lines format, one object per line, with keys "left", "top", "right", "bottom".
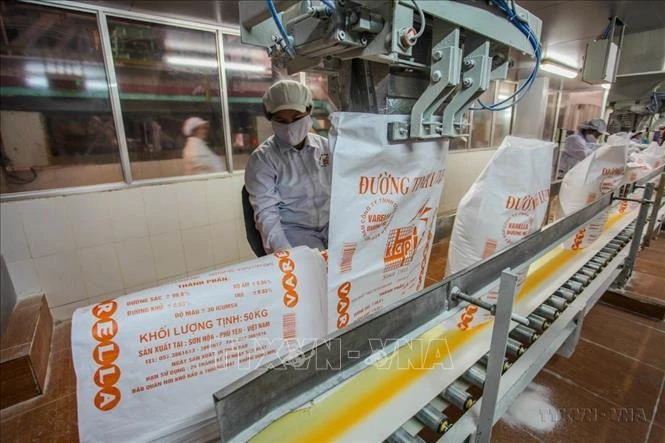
{"left": 116, "top": 237, "right": 157, "bottom": 288}
{"left": 210, "top": 222, "right": 239, "bottom": 266}
{"left": 181, "top": 225, "right": 214, "bottom": 272}
{"left": 18, "top": 197, "right": 75, "bottom": 258}
{"left": 142, "top": 184, "right": 181, "bottom": 235}
{"left": 177, "top": 181, "right": 209, "bottom": 229}
{"left": 158, "top": 273, "right": 187, "bottom": 285}
{"left": 150, "top": 231, "right": 186, "bottom": 279}
{"left": 6, "top": 259, "right": 42, "bottom": 297}
{"left": 88, "top": 290, "right": 124, "bottom": 306}
{"left": 34, "top": 251, "right": 86, "bottom": 307}
{"left": 78, "top": 244, "right": 124, "bottom": 298}
{"left": 207, "top": 178, "right": 239, "bottom": 223}
{"left": 51, "top": 299, "right": 89, "bottom": 322}
{"left": 125, "top": 281, "right": 157, "bottom": 295}
{"left": 65, "top": 193, "right": 114, "bottom": 248}
{"left": 235, "top": 218, "right": 256, "bottom": 261}
{"left": 107, "top": 188, "right": 149, "bottom": 241}
{"left": 0, "top": 202, "right": 30, "bottom": 262}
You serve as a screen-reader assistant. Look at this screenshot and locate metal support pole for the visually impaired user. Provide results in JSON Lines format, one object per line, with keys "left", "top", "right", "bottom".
{"left": 645, "top": 172, "right": 665, "bottom": 245}
{"left": 451, "top": 287, "right": 530, "bottom": 326}
{"left": 616, "top": 182, "right": 655, "bottom": 287}
{"left": 473, "top": 269, "right": 519, "bottom": 443}
{"left": 216, "top": 30, "right": 235, "bottom": 173}
{"left": 97, "top": 11, "right": 133, "bottom": 184}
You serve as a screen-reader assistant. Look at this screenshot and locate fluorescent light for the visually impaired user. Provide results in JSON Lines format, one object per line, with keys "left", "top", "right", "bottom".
{"left": 540, "top": 60, "right": 578, "bottom": 79}
{"left": 26, "top": 76, "right": 48, "bottom": 88}
{"left": 543, "top": 53, "right": 579, "bottom": 69}
{"left": 85, "top": 79, "right": 109, "bottom": 91}
{"left": 164, "top": 55, "right": 269, "bottom": 74}
{"left": 224, "top": 62, "right": 270, "bottom": 74}
{"left": 601, "top": 83, "right": 612, "bottom": 89}
{"left": 164, "top": 55, "right": 218, "bottom": 68}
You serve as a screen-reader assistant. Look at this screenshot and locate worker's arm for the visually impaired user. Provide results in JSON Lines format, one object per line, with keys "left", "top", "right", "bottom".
{"left": 564, "top": 136, "right": 590, "bottom": 161}
{"left": 244, "top": 152, "right": 292, "bottom": 253}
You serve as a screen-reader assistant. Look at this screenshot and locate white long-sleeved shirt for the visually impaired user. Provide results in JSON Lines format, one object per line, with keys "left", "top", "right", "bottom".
{"left": 559, "top": 133, "right": 593, "bottom": 176}
{"left": 182, "top": 137, "right": 224, "bottom": 175}
{"left": 244, "top": 133, "right": 332, "bottom": 253}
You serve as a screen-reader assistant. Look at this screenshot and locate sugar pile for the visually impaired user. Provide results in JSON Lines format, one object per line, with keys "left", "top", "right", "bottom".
{"left": 502, "top": 383, "right": 558, "bottom": 433}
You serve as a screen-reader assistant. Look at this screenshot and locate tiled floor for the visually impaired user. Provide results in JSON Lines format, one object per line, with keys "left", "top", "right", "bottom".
{"left": 424, "top": 233, "right": 665, "bottom": 443}
{"left": 1, "top": 234, "right": 663, "bottom": 442}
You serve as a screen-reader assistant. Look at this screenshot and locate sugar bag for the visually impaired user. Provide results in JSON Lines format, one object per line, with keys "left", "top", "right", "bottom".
{"left": 446, "top": 136, "right": 554, "bottom": 330}
{"left": 326, "top": 112, "right": 448, "bottom": 333}
{"left": 559, "top": 142, "right": 627, "bottom": 250}
{"left": 72, "top": 246, "right": 326, "bottom": 442}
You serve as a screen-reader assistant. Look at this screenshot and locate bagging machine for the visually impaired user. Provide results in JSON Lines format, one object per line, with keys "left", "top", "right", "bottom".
{"left": 213, "top": 1, "right": 665, "bottom": 442}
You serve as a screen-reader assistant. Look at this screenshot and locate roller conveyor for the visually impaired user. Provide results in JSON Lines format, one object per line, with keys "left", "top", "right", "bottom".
{"left": 213, "top": 168, "right": 664, "bottom": 443}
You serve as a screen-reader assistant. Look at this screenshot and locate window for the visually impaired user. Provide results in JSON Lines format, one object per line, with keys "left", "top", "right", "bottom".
{"left": 556, "top": 90, "right": 604, "bottom": 132}
{"left": 469, "top": 87, "right": 494, "bottom": 149}
{"left": 0, "top": 3, "right": 122, "bottom": 194}
{"left": 490, "top": 81, "right": 516, "bottom": 146}
{"left": 543, "top": 90, "right": 559, "bottom": 142}
{"left": 106, "top": 18, "right": 227, "bottom": 179}
{"left": 222, "top": 34, "right": 273, "bottom": 171}
{"left": 305, "top": 72, "right": 337, "bottom": 138}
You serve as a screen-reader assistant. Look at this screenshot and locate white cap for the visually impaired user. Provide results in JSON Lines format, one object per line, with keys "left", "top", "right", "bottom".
{"left": 182, "top": 117, "right": 208, "bottom": 136}
{"left": 263, "top": 80, "right": 313, "bottom": 114}
{"left": 579, "top": 118, "right": 608, "bottom": 135}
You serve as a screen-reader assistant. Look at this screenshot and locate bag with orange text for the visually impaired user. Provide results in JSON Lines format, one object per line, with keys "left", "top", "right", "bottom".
{"left": 326, "top": 113, "right": 448, "bottom": 333}
{"left": 71, "top": 246, "right": 326, "bottom": 442}
{"left": 559, "top": 142, "right": 627, "bottom": 250}
{"left": 446, "top": 136, "right": 554, "bottom": 330}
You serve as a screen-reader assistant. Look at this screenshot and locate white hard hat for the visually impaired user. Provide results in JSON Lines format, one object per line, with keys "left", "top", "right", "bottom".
{"left": 263, "top": 80, "right": 313, "bottom": 114}
{"left": 182, "top": 117, "right": 208, "bottom": 136}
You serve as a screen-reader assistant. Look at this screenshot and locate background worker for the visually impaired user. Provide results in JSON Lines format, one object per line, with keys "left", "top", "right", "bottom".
{"left": 244, "top": 80, "right": 332, "bottom": 253}
{"left": 558, "top": 118, "right": 608, "bottom": 177}
{"left": 182, "top": 116, "right": 224, "bottom": 175}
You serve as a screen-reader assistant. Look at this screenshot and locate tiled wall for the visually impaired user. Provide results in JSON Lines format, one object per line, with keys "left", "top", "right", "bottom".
{"left": 0, "top": 173, "right": 254, "bottom": 321}
{"left": 1, "top": 149, "right": 497, "bottom": 322}
{"left": 438, "top": 148, "right": 497, "bottom": 214}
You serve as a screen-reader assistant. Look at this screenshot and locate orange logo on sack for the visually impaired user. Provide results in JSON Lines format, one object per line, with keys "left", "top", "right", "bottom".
{"left": 571, "top": 228, "right": 586, "bottom": 250}
{"left": 336, "top": 282, "right": 352, "bottom": 329}
{"left": 384, "top": 226, "right": 418, "bottom": 272}
{"left": 90, "top": 300, "right": 121, "bottom": 411}
{"left": 457, "top": 305, "right": 478, "bottom": 331}
{"left": 275, "top": 250, "right": 299, "bottom": 308}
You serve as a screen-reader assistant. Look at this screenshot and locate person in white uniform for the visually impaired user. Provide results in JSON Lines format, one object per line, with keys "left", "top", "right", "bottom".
{"left": 558, "top": 118, "right": 608, "bottom": 177}
{"left": 244, "top": 80, "right": 332, "bottom": 253}
{"left": 182, "top": 117, "right": 224, "bottom": 175}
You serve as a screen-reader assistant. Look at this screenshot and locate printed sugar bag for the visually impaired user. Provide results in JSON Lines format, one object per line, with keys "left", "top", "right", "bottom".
{"left": 446, "top": 136, "right": 554, "bottom": 330}
{"left": 559, "top": 142, "right": 627, "bottom": 250}
{"left": 326, "top": 113, "right": 448, "bottom": 333}
{"left": 634, "top": 142, "right": 665, "bottom": 170}
{"left": 72, "top": 246, "right": 326, "bottom": 442}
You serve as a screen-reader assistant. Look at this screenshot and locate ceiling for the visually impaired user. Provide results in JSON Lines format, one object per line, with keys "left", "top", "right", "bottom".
{"left": 91, "top": 0, "right": 663, "bottom": 94}
{"left": 516, "top": 0, "right": 665, "bottom": 91}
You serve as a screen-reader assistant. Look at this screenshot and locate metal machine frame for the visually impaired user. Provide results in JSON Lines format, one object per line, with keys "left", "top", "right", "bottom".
{"left": 214, "top": 167, "right": 664, "bottom": 442}
{"left": 238, "top": 0, "right": 542, "bottom": 140}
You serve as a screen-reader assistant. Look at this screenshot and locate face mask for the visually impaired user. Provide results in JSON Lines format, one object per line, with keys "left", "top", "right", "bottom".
{"left": 272, "top": 116, "right": 312, "bottom": 146}
{"left": 585, "top": 134, "right": 597, "bottom": 143}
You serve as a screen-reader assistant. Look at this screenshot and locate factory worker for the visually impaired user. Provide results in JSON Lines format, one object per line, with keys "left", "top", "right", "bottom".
{"left": 244, "top": 80, "right": 331, "bottom": 253}
{"left": 558, "top": 118, "right": 608, "bottom": 177}
{"left": 182, "top": 117, "right": 224, "bottom": 175}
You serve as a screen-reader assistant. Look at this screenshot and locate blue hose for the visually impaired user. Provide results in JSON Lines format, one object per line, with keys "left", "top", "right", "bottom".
{"left": 266, "top": 0, "right": 294, "bottom": 56}
{"left": 470, "top": 0, "right": 541, "bottom": 111}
